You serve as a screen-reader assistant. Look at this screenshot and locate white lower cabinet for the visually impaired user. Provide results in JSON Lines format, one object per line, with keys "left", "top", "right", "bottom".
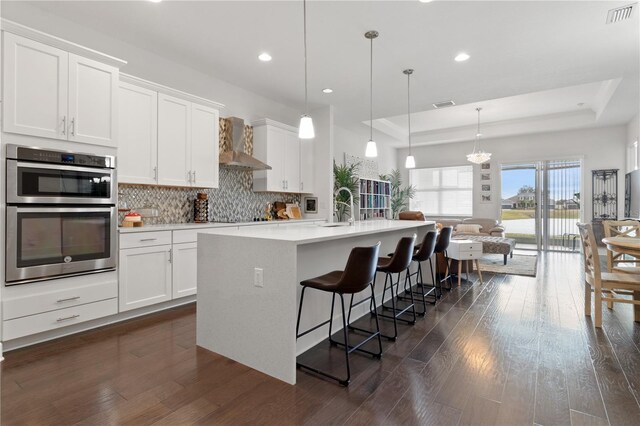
{"left": 2, "top": 271, "right": 118, "bottom": 340}
{"left": 118, "top": 230, "right": 197, "bottom": 313}
{"left": 3, "top": 299, "right": 118, "bottom": 341}
{"left": 172, "top": 242, "right": 198, "bottom": 298}
{"left": 118, "top": 244, "right": 173, "bottom": 312}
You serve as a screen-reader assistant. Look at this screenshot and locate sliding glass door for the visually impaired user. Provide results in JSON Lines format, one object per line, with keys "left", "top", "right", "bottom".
{"left": 501, "top": 159, "right": 582, "bottom": 251}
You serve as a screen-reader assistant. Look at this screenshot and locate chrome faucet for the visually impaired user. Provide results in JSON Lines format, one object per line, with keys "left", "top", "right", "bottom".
{"left": 334, "top": 187, "right": 355, "bottom": 225}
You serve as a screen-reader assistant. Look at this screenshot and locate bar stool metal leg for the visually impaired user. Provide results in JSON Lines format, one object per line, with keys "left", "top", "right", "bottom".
{"left": 377, "top": 270, "right": 416, "bottom": 339}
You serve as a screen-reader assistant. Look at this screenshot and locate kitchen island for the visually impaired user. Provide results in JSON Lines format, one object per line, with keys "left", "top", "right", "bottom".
{"left": 196, "top": 219, "right": 435, "bottom": 384}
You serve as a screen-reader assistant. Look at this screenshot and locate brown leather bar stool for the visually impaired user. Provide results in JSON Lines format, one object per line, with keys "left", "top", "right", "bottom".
{"left": 374, "top": 234, "right": 417, "bottom": 340}
{"left": 434, "top": 226, "right": 454, "bottom": 290}
{"left": 399, "top": 231, "right": 438, "bottom": 315}
{"left": 295, "top": 242, "right": 382, "bottom": 386}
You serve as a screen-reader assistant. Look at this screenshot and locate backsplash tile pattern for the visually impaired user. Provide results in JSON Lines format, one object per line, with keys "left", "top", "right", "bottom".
{"left": 118, "top": 168, "right": 300, "bottom": 224}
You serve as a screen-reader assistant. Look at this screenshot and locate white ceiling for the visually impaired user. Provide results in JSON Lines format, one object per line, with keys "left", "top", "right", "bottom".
{"left": 16, "top": 0, "right": 640, "bottom": 146}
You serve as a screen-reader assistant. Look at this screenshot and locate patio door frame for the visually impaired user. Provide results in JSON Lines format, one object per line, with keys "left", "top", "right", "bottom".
{"left": 501, "top": 157, "right": 584, "bottom": 252}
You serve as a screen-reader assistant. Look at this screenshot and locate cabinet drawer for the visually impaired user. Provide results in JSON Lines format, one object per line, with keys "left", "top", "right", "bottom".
{"left": 3, "top": 298, "right": 118, "bottom": 341}
{"left": 456, "top": 251, "right": 482, "bottom": 260}
{"left": 3, "top": 272, "right": 117, "bottom": 320}
{"left": 458, "top": 243, "right": 483, "bottom": 252}
{"left": 120, "top": 231, "right": 172, "bottom": 249}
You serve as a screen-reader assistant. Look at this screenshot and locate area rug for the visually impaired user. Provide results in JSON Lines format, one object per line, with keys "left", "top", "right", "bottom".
{"left": 477, "top": 254, "right": 538, "bottom": 277}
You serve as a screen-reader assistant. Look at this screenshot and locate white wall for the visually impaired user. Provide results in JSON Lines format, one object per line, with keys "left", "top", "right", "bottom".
{"left": 397, "top": 125, "right": 628, "bottom": 221}
{"left": 626, "top": 112, "right": 640, "bottom": 172}
{"left": 333, "top": 125, "right": 397, "bottom": 176}
{"left": 311, "top": 106, "right": 334, "bottom": 221}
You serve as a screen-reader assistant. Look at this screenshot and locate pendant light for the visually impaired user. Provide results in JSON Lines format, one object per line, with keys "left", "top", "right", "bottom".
{"left": 404, "top": 69, "right": 416, "bottom": 169}
{"left": 365, "top": 30, "right": 379, "bottom": 157}
{"left": 298, "top": 0, "right": 315, "bottom": 139}
{"left": 466, "top": 107, "right": 491, "bottom": 164}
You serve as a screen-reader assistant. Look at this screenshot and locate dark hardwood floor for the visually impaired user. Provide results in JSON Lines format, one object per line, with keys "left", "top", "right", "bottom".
{"left": 2, "top": 252, "right": 639, "bottom": 425}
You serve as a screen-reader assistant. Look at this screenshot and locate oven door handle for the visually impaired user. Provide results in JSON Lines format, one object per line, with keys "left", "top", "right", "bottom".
{"left": 13, "top": 160, "right": 114, "bottom": 174}
{"left": 9, "top": 206, "right": 114, "bottom": 214}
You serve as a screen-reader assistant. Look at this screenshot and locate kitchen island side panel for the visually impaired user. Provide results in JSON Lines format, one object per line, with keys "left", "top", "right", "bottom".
{"left": 196, "top": 233, "right": 298, "bottom": 384}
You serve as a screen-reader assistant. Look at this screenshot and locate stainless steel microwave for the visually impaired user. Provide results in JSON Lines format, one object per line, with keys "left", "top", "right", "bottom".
{"left": 6, "top": 144, "right": 116, "bottom": 205}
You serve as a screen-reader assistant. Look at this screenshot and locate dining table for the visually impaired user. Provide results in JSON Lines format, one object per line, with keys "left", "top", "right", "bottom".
{"left": 601, "top": 236, "right": 640, "bottom": 322}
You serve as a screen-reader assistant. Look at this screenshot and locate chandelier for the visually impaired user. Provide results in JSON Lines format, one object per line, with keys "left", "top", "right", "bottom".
{"left": 466, "top": 107, "right": 491, "bottom": 164}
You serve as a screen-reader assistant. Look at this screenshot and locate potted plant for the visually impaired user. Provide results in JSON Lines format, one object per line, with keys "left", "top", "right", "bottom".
{"left": 333, "top": 160, "right": 360, "bottom": 222}
{"left": 380, "top": 169, "right": 416, "bottom": 219}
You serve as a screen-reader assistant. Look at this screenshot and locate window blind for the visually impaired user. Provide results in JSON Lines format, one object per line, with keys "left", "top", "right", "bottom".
{"left": 410, "top": 165, "right": 473, "bottom": 216}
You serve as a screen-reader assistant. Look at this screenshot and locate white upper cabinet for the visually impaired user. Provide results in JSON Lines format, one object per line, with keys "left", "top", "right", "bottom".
{"left": 2, "top": 32, "right": 68, "bottom": 140}
{"left": 2, "top": 31, "right": 121, "bottom": 147}
{"left": 68, "top": 54, "right": 118, "bottom": 146}
{"left": 190, "top": 103, "right": 219, "bottom": 188}
{"left": 252, "top": 119, "right": 307, "bottom": 193}
{"left": 284, "top": 131, "right": 300, "bottom": 192}
{"left": 118, "top": 81, "right": 158, "bottom": 184}
{"left": 158, "top": 93, "right": 191, "bottom": 187}
{"left": 118, "top": 76, "right": 222, "bottom": 188}
{"left": 299, "top": 138, "right": 315, "bottom": 193}
{"left": 253, "top": 125, "right": 285, "bottom": 192}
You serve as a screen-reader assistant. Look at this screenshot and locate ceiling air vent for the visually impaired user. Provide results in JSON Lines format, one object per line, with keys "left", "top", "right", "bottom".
{"left": 433, "top": 100, "right": 456, "bottom": 109}
{"left": 606, "top": 4, "right": 635, "bottom": 24}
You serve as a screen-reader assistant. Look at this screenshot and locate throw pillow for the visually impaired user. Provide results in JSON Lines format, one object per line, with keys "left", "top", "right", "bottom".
{"left": 456, "top": 224, "right": 483, "bottom": 234}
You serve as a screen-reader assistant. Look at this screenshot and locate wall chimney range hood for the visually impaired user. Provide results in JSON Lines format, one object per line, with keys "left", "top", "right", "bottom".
{"left": 219, "top": 117, "right": 272, "bottom": 171}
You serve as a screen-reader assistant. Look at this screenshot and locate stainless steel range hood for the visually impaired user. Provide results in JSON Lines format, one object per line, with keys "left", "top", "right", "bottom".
{"left": 219, "top": 117, "right": 272, "bottom": 171}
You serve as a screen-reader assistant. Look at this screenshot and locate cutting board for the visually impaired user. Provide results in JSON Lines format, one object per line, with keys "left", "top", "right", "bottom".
{"left": 287, "top": 204, "right": 302, "bottom": 219}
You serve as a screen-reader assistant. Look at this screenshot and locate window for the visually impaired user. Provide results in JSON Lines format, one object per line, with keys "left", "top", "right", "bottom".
{"left": 410, "top": 165, "right": 473, "bottom": 216}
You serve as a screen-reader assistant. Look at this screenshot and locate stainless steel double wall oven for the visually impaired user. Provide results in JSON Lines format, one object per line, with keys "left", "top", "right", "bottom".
{"left": 6, "top": 144, "right": 117, "bottom": 284}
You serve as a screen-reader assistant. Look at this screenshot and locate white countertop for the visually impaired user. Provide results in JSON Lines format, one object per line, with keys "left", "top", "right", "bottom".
{"left": 118, "top": 218, "right": 324, "bottom": 233}
{"left": 198, "top": 219, "right": 435, "bottom": 245}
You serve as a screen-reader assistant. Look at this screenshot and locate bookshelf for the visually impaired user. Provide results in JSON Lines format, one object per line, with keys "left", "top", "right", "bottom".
{"left": 357, "top": 177, "right": 391, "bottom": 220}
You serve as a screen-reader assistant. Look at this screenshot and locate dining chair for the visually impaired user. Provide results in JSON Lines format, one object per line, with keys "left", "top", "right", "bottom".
{"left": 577, "top": 223, "right": 640, "bottom": 328}
{"left": 602, "top": 220, "right": 640, "bottom": 272}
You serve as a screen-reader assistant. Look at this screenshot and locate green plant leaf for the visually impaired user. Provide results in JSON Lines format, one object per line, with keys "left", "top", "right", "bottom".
{"left": 379, "top": 169, "right": 416, "bottom": 219}
{"left": 333, "top": 160, "right": 361, "bottom": 221}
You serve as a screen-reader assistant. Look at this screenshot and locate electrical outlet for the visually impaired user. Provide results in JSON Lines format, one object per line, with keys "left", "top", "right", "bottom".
{"left": 254, "top": 268, "right": 264, "bottom": 287}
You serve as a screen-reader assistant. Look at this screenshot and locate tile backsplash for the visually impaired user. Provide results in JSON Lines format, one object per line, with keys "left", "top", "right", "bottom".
{"left": 118, "top": 168, "right": 301, "bottom": 224}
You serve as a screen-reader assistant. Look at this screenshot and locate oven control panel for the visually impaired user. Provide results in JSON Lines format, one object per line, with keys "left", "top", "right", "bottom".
{"left": 8, "top": 145, "right": 115, "bottom": 169}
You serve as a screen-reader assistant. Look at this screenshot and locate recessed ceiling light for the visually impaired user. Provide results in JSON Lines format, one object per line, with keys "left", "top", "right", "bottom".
{"left": 258, "top": 53, "right": 272, "bottom": 62}
{"left": 149, "top": 0, "right": 162, "bottom": 3}
{"left": 419, "top": 0, "right": 434, "bottom": 3}
{"left": 455, "top": 52, "right": 470, "bottom": 62}
{"left": 322, "top": 88, "right": 333, "bottom": 94}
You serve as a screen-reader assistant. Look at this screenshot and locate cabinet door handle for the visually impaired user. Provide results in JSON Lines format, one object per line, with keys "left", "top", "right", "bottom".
{"left": 188, "top": 171, "right": 192, "bottom": 183}
{"left": 57, "top": 296, "right": 80, "bottom": 303}
{"left": 153, "top": 166, "right": 158, "bottom": 180}
{"left": 70, "top": 118, "right": 75, "bottom": 136}
{"left": 282, "top": 180, "right": 285, "bottom": 190}
{"left": 140, "top": 238, "right": 157, "bottom": 242}
{"left": 168, "top": 249, "right": 172, "bottom": 263}
{"left": 193, "top": 170, "right": 196, "bottom": 183}
{"left": 57, "top": 314, "right": 80, "bottom": 322}
{"left": 301, "top": 182, "right": 303, "bottom": 191}
{"left": 61, "top": 116, "right": 66, "bottom": 135}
